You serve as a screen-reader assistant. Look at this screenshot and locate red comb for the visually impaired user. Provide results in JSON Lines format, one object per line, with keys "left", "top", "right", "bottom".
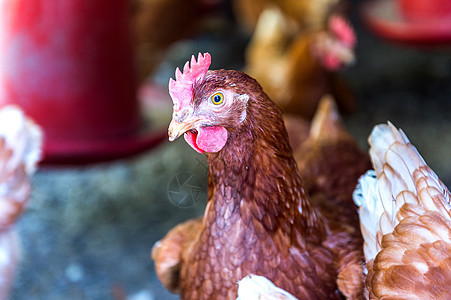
{"left": 329, "top": 15, "right": 356, "bottom": 48}
{"left": 169, "top": 53, "right": 212, "bottom": 112}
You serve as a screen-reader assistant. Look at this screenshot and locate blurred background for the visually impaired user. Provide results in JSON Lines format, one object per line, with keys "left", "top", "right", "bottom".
{"left": 2, "top": 0, "right": 451, "bottom": 299}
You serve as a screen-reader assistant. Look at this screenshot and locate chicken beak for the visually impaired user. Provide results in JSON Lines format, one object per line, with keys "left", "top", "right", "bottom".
{"left": 168, "top": 118, "right": 198, "bottom": 142}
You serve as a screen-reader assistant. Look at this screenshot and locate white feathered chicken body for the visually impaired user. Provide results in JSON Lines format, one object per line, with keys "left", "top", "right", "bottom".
{"left": 0, "top": 106, "right": 42, "bottom": 299}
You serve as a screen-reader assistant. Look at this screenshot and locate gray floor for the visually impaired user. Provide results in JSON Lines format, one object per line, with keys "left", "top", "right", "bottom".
{"left": 10, "top": 4, "right": 451, "bottom": 300}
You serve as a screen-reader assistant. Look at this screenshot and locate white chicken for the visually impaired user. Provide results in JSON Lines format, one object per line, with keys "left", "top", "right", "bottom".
{"left": 0, "top": 106, "right": 42, "bottom": 299}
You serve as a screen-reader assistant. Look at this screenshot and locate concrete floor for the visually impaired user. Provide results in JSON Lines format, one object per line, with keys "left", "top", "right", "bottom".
{"left": 9, "top": 3, "right": 451, "bottom": 300}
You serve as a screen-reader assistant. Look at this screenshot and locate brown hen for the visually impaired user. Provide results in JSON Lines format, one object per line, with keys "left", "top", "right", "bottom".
{"left": 245, "top": 7, "right": 356, "bottom": 119}
{"left": 153, "top": 53, "right": 367, "bottom": 299}
{"left": 353, "top": 123, "right": 451, "bottom": 299}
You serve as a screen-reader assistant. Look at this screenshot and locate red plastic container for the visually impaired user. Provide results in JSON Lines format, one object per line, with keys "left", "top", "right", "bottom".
{"left": 399, "top": 0, "right": 451, "bottom": 22}
{"left": 0, "top": 0, "right": 166, "bottom": 164}
{"left": 361, "top": 0, "right": 451, "bottom": 46}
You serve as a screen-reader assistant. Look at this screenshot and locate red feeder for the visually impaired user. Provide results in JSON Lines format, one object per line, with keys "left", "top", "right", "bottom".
{"left": 399, "top": 0, "right": 451, "bottom": 22}
{"left": 361, "top": 0, "right": 451, "bottom": 46}
{"left": 0, "top": 0, "right": 166, "bottom": 164}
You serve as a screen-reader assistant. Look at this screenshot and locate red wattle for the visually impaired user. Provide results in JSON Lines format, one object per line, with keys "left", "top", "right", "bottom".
{"left": 184, "top": 126, "right": 228, "bottom": 153}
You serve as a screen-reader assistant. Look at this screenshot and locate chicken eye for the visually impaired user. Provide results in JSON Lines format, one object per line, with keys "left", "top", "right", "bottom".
{"left": 211, "top": 92, "right": 224, "bottom": 105}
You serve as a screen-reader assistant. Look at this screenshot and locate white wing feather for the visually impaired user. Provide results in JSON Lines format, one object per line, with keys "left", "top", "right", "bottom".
{"left": 353, "top": 122, "right": 451, "bottom": 264}
{"left": 237, "top": 275, "right": 298, "bottom": 300}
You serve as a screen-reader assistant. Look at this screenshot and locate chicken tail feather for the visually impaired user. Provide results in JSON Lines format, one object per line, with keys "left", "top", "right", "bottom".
{"left": 309, "top": 95, "right": 349, "bottom": 141}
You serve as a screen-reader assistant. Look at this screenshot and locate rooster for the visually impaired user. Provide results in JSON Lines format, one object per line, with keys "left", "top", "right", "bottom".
{"left": 353, "top": 122, "right": 451, "bottom": 299}
{"left": 0, "top": 106, "right": 42, "bottom": 299}
{"left": 245, "top": 7, "right": 356, "bottom": 119}
{"left": 152, "top": 53, "right": 367, "bottom": 299}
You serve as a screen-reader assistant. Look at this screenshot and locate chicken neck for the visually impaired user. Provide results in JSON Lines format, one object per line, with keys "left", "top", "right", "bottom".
{"left": 204, "top": 92, "right": 326, "bottom": 244}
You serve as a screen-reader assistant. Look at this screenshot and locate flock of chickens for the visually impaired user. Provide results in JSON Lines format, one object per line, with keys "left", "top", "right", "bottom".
{"left": 0, "top": 0, "right": 450, "bottom": 299}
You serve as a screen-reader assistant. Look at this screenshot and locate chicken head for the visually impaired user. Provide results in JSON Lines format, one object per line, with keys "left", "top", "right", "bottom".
{"left": 168, "top": 53, "right": 250, "bottom": 153}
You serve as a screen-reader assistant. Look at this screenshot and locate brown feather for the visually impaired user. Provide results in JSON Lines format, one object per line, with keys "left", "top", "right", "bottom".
{"left": 152, "top": 218, "right": 202, "bottom": 293}
{"left": 367, "top": 210, "right": 451, "bottom": 299}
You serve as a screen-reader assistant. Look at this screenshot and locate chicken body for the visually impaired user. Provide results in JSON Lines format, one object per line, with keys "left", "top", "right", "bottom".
{"left": 154, "top": 53, "right": 365, "bottom": 299}
{"left": 295, "top": 96, "right": 370, "bottom": 203}
{"left": 353, "top": 123, "right": 451, "bottom": 299}
{"left": 236, "top": 96, "right": 370, "bottom": 300}
{"left": 293, "top": 96, "right": 370, "bottom": 298}
{"left": 0, "top": 106, "right": 42, "bottom": 299}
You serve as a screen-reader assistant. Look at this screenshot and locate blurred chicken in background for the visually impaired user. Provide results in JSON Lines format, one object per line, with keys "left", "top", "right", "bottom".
{"left": 237, "top": 0, "right": 356, "bottom": 120}
{"left": 233, "top": 0, "right": 344, "bottom": 33}
{"left": 0, "top": 106, "right": 42, "bottom": 299}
